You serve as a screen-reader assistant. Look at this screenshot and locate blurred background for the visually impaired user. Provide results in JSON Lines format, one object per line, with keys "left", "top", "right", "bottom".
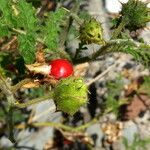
{"left": 0, "top": 0, "right": 150, "bottom": 150}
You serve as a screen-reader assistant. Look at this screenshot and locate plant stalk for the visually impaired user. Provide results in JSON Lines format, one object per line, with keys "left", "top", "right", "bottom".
{"left": 14, "top": 92, "right": 54, "bottom": 108}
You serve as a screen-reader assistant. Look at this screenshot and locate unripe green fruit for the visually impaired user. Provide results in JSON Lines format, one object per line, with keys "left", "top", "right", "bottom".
{"left": 54, "top": 77, "right": 88, "bottom": 115}
{"left": 121, "top": 0, "right": 150, "bottom": 30}
{"left": 79, "top": 18, "right": 105, "bottom": 45}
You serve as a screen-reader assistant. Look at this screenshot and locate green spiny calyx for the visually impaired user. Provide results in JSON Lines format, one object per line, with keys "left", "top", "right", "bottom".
{"left": 120, "top": 0, "right": 150, "bottom": 30}
{"left": 54, "top": 77, "right": 88, "bottom": 115}
{"left": 79, "top": 18, "right": 105, "bottom": 45}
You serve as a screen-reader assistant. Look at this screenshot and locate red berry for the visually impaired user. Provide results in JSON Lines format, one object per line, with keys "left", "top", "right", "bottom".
{"left": 49, "top": 59, "right": 73, "bottom": 79}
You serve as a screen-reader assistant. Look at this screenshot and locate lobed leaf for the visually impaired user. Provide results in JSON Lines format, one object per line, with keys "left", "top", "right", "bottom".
{"left": 74, "top": 39, "right": 150, "bottom": 67}
{"left": 15, "top": 0, "right": 38, "bottom": 64}
{"left": 15, "top": 0, "right": 38, "bottom": 31}
{"left": 18, "top": 33, "right": 36, "bottom": 64}
{"left": 0, "top": 0, "right": 15, "bottom": 37}
{"left": 43, "top": 8, "right": 67, "bottom": 51}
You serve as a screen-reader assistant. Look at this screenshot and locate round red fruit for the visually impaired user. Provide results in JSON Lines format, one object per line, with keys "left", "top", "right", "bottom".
{"left": 49, "top": 59, "right": 73, "bottom": 79}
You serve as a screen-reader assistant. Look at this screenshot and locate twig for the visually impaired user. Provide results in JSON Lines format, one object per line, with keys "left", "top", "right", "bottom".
{"left": 86, "top": 62, "right": 118, "bottom": 86}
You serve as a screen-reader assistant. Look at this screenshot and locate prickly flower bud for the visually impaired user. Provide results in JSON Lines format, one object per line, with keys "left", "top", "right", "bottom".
{"left": 54, "top": 77, "right": 88, "bottom": 115}
{"left": 121, "top": 0, "right": 150, "bottom": 30}
{"left": 79, "top": 18, "right": 105, "bottom": 45}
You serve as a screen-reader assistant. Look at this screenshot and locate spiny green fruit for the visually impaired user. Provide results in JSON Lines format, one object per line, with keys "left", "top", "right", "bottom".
{"left": 54, "top": 77, "right": 88, "bottom": 115}
{"left": 120, "top": 0, "right": 150, "bottom": 30}
{"left": 79, "top": 18, "right": 105, "bottom": 45}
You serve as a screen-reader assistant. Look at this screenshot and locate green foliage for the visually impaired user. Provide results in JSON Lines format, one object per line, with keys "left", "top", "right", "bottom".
{"left": 15, "top": 0, "right": 38, "bottom": 31}
{"left": 43, "top": 8, "right": 67, "bottom": 51}
{"left": 104, "top": 76, "right": 127, "bottom": 115}
{"left": 0, "top": 0, "right": 14, "bottom": 37}
{"left": 18, "top": 33, "right": 36, "bottom": 64}
{"left": 118, "top": 41, "right": 150, "bottom": 67}
{"left": 0, "top": 24, "right": 10, "bottom": 38}
{"left": 74, "top": 38, "right": 150, "bottom": 67}
{"left": 99, "top": 40, "right": 150, "bottom": 67}
{"left": 120, "top": 0, "right": 150, "bottom": 30}
{"left": 0, "top": 0, "right": 38, "bottom": 64}
{"left": 123, "top": 134, "right": 150, "bottom": 150}
{"left": 15, "top": 0, "right": 38, "bottom": 64}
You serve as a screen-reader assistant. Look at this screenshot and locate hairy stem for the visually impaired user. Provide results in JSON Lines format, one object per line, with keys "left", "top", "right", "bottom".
{"left": 14, "top": 92, "right": 54, "bottom": 108}
{"left": 31, "top": 111, "right": 106, "bottom": 133}
{"left": 73, "top": 39, "right": 150, "bottom": 67}
{"left": 0, "top": 74, "right": 16, "bottom": 143}
{"left": 6, "top": 107, "right": 15, "bottom": 143}
{"left": 32, "top": 119, "right": 98, "bottom": 132}
{"left": 111, "top": 19, "right": 127, "bottom": 39}
{"left": 70, "top": 13, "right": 83, "bottom": 25}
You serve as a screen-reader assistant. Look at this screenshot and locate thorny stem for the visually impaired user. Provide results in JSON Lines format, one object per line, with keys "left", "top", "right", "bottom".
{"left": 58, "top": 3, "right": 82, "bottom": 62}
{"left": 30, "top": 117, "right": 97, "bottom": 132}
{"left": 0, "top": 74, "right": 54, "bottom": 142}
{"left": 59, "top": 3, "right": 81, "bottom": 49}
{"left": 70, "top": 13, "right": 83, "bottom": 25}
{"left": 62, "top": 7, "right": 83, "bottom": 26}
{"left": 7, "top": 107, "right": 15, "bottom": 143}
{"left": 73, "top": 39, "right": 148, "bottom": 64}
{"left": 31, "top": 111, "right": 106, "bottom": 133}
{"left": 111, "top": 18, "right": 127, "bottom": 39}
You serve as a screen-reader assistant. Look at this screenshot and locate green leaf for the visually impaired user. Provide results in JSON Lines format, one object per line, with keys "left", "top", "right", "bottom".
{"left": 0, "top": 24, "right": 9, "bottom": 38}
{"left": 0, "top": 0, "right": 13, "bottom": 24}
{"left": 0, "top": 0, "right": 15, "bottom": 37}
{"left": 14, "top": 0, "right": 38, "bottom": 64}
{"left": 43, "top": 8, "right": 67, "bottom": 51}
{"left": 18, "top": 33, "right": 36, "bottom": 64}
{"left": 15, "top": 0, "right": 38, "bottom": 31}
